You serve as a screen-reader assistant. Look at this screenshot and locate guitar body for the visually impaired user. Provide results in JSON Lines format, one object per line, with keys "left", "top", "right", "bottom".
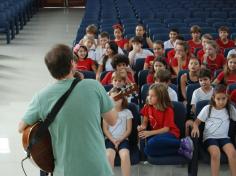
{"left": 22, "top": 122, "right": 54, "bottom": 173}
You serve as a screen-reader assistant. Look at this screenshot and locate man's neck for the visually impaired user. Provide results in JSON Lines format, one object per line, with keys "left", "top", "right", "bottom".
{"left": 58, "top": 72, "right": 74, "bottom": 80}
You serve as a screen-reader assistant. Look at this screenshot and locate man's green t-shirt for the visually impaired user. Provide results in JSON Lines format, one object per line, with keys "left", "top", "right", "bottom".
{"left": 23, "top": 79, "right": 114, "bottom": 176}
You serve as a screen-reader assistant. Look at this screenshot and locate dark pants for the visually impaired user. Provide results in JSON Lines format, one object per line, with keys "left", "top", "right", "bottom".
{"left": 144, "top": 132, "right": 180, "bottom": 157}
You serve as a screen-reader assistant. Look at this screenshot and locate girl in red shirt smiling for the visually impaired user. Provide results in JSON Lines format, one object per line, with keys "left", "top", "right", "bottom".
{"left": 73, "top": 44, "right": 97, "bottom": 73}
{"left": 213, "top": 53, "right": 236, "bottom": 85}
{"left": 137, "top": 83, "right": 181, "bottom": 157}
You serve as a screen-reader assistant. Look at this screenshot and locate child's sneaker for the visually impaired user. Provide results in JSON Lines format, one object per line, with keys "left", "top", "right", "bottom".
{"left": 178, "top": 137, "right": 194, "bottom": 160}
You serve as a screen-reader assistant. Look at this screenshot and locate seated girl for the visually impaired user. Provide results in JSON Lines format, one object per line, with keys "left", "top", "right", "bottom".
{"left": 103, "top": 87, "right": 133, "bottom": 176}
{"left": 73, "top": 44, "right": 97, "bottom": 72}
{"left": 138, "top": 83, "right": 181, "bottom": 157}
{"left": 101, "top": 54, "right": 135, "bottom": 85}
{"left": 146, "top": 56, "right": 169, "bottom": 84}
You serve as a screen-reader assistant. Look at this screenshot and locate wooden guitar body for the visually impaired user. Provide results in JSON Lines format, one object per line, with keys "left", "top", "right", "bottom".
{"left": 22, "top": 122, "right": 54, "bottom": 173}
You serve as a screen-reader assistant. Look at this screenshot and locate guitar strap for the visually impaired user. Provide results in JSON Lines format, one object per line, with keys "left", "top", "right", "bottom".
{"left": 27, "top": 78, "right": 81, "bottom": 153}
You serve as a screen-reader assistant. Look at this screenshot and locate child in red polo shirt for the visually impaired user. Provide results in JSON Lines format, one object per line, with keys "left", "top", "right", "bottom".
{"left": 197, "top": 34, "right": 213, "bottom": 60}
{"left": 73, "top": 44, "right": 97, "bottom": 72}
{"left": 216, "top": 26, "right": 235, "bottom": 53}
{"left": 138, "top": 83, "right": 193, "bottom": 158}
{"left": 112, "top": 24, "right": 129, "bottom": 51}
{"left": 143, "top": 40, "right": 165, "bottom": 70}
{"left": 213, "top": 53, "right": 236, "bottom": 85}
{"left": 171, "top": 41, "right": 191, "bottom": 75}
{"left": 200, "top": 40, "right": 225, "bottom": 75}
{"left": 188, "top": 25, "right": 202, "bottom": 54}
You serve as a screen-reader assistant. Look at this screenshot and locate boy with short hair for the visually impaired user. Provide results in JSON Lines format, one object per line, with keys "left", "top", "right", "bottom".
{"left": 216, "top": 26, "right": 235, "bottom": 53}
{"left": 188, "top": 25, "right": 202, "bottom": 54}
{"left": 154, "top": 69, "right": 178, "bottom": 102}
{"left": 164, "top": 28, "right": 179, "bottom": 50}
{"left": 95, "top": 32, "right": 110, "bottom": 63}
{"left": 79, "top": 24, "right": 98, "bottom": 47}
{"left": 191, "top": 68, "right": 213, "bottom": 114}
{"left": 128, "top": 36, "right": 153, "bottom": 66}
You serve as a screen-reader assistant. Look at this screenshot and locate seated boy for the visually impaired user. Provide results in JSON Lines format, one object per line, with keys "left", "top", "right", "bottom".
{"left": 216, "top": 26, "right": 235, "bottom": 53}
{"left": 185, "top": 68, "right": 213, "bottom": 136}
{"left": 154, "top": 69, "right": 178, "bottom": 102}
{"left": 164, "top": 28, "right": 179, "bottom": 50}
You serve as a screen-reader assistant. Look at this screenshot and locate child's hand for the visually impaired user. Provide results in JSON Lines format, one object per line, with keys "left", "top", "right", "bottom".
{"left": 114, "top": 139, "right": 121, "bottom": 150}
{"left": 137, "top": 125, "right": 146, "bottom": 132}
{"left": 191, "top": 127, "right": 200, "bottom": 138}
{"left": 185, "top": 120, "right": 193, "bottom": 136}
{"left": 138, "top": 130, "right": 151, "bottom": 139}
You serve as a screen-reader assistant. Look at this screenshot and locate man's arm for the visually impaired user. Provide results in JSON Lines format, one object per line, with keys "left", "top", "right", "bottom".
{"left": 102, "top": 108, "right": 117, "bottom": 126}
{"left": 18, "top": 120, "right": 29, "bottom": 133}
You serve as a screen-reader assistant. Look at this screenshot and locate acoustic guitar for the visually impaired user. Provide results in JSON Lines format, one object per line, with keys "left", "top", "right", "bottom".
{"left": 22, "top": 83, "right": 138, "bottom": 173}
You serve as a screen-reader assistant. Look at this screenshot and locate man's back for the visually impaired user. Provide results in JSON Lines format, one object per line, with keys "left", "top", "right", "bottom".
{"left": 23, "top": 79, "right": 113, "bottom": 176}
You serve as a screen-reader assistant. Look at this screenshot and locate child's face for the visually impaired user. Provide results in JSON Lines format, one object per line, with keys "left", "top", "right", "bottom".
{"left": 214, "top": 93, "right": 228, "bottom": 109}
{"left": 77, "top": 47, "right": 87, "bottom": 59}
{"left": 202, "top": 38, "right": 210, "bottom": 48}
{"left": 135, "top": 26, "right": 145, "bottom": 37}
{"left": 116, "top": 63, "right": 127, "bottom": 72}
{"left": 84, "top": 39, "right": 94, "bottom": 49}
{"left": 169, "top": 31, "right": 178, "bottom": 42}
{"left": 105, "top": 43, "right": 113, "bottom": 56}
{"left": 175, "top": 44, "right": 186, "bottom": 57}
{"left": 228, "top": 57, "right": 236, "bottom": 71}
{"left": 199, "top": 77, "right": 211, "bottom": 89}
{"left": 100, "top": 37, "right": 109, "bottom": 48}
{"left": 219, "top": 31, "right": 228, "bottom": 40}
{"left": 114, "top": 28, "right": 122, "bottom": 39}
{"left": 112, "top": 78, "right": 125, "bottom": 88}
{"left": 191, "top": 32, "right": 201, "bottom": 40}
{"left": 188, "top": 59, "right": 200, "bottom": 72}
{"left": 154, "top": 61, "right": 165, "bottom": 72}
{"left": 205, "top": 44, "right": 216, "bottom": 56}
{"left": 148, "top": 89, "right": 158, "bottom": 105}
{"left": 132, "top": 42, "right": 142, "bottom": 51}
{"left": 153, "top": 43, "right": 164, "bottom": 56}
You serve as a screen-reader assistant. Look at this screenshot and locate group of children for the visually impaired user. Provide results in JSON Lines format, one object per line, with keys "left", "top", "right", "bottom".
{"left": 73, "top": 23, "right": 236, "bottom": 176}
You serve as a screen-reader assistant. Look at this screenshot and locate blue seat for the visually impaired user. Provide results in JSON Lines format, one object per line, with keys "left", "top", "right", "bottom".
{"left": 164, "top": 18, "right": 182, "bottom": 24}
{"left": 133, "top": 58, "right": 145, "bottom": 73}
{"left": 181, "top": 33, "right": 192, "bottom": 41}
{"left": 155, "top": 12, "right": 172, "bottom": 19}
{"left": 231, "top": 33, "right": 236, "bottom": 40}
{"left": 212, "top": 22, "right": 232, "bottom": 29}
{"left": 104, "top": 84, "right": 113, "bottom": 92}
{"left": 147, "top": 23, "right": 166, "bottom": 30}
{"left": 152, "top": 33, "right": 169, "bottom": 41}
{"left": 188, "top": 22, "right": 209, "bottom": 28}
{"left": 227, "top": 83, "right": 236, "bottom": 93}
{"left": 224, "top": 47, "right": 235, "bottom": 57}
{"left": 0, "top": 12, "right": 11, "bottom": 44}
{"left": 168, "top": 23, "right": 187, "bottom": 28}
{"left": 186, "top": 83, "right": 200, "bottom": 117}
{"left": 174, "top": 11, "right": 191, "bottom": 19}
{"left": 143, "top": 101, "right": 198, "bottom": 176}
{"left": 114, "top": 103, "right": 141, "bottom": 166}
{"left": 201, "top": 27, "right": 216, "bottom": 34}
{"left": 205, "top": 18, "right": 225, "bottom": 25}
{"left": 178, "top": 27, "right": 189, "bottom": 34}
{"left": 138, "top": 69, "right": 149, "bottom": 89}
{"left": 192, "top": 12, "right": 210, "bottom": 19}
{"left": 229, "top": 11, "right": 236, "bottom": 18}
{"left": 211, "top": 12, "right": 228, "bottom": 19}
{"left": 184, "top": 18, "right": 201, "bottom": 24}
{"left": 140, "top": 83, "right": 149, "bottom": 108}
{"left": 124, "top": 27, "right": 135, "bottom": 35}
{"left": 177, "top": 70, "right": 189, "bottom": 101}
{"left": 81, "top": 71, "right": 96, "bottom": 79}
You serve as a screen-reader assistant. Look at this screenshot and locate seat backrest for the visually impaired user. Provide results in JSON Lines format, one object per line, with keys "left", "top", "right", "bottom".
{"left": 186, "top": 83, "right": 201, "bottom": 116}
{"left": 177, "top": 70, "right": 189, "bottom": 101}
{"left": 104, "top": 84, "right": 113, "bottom": 92}
{"left": 140, "top": 83, "right": 150, "bottom": 107}
{"left": 138, "top": 69, "right": 149, "bottom": 88}
{"left": 133, "top": 58, "right": 145, "bottom": 73}
{"left": 195, "top": 100, "right": 210, "bottom": 117}
{"left": 81, "top": 71, "right": 96, "bottom": 79}
{"left": 227, "top": 83, "right": 236, "bottom": 94}
{"left": 128, "top": 103, "right": 141, "bottom": 146}
{"left": 172, "top": 101, "right": 186, "bottom": 138}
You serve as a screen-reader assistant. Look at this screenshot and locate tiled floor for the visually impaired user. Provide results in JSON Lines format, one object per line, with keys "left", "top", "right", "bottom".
{"left": 0, "top": 8, "right": 230, "bottom": 176}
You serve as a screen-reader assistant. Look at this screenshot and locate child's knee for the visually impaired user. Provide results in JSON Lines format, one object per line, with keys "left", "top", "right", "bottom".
{"left": 226, "top": 148, "right": 236, "bottom": 160}
{"left": 119, "top": 149, "right": 130, "bottom": 161}
{"left": 210, "top": 150, "right": 221, "bottom": 161}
